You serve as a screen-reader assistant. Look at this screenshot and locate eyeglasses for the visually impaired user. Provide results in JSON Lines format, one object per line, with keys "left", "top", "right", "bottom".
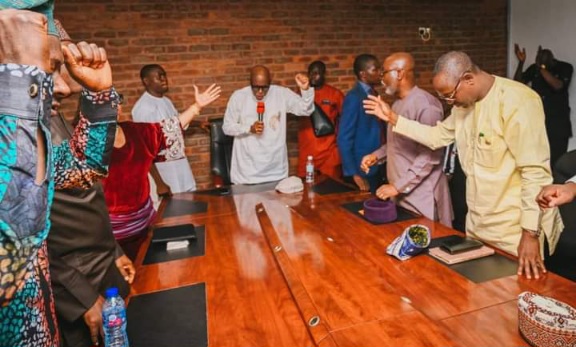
{"left": 381, "top": 68, "right": 401, "bottom": 76}
{"left": 438, "top": 71, "right": 468, "bottom": 104}
{"left": 251, "top": 85, "right": 270, "bottom": 93}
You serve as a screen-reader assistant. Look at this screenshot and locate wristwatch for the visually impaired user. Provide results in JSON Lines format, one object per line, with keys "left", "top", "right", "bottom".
{"left": 524, "top": 228, "right": 541, "bottom": 238}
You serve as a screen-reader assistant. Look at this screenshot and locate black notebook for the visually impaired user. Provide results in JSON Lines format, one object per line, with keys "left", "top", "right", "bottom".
{"left": 151, "top": 224, "right": 197, "bottom": 244}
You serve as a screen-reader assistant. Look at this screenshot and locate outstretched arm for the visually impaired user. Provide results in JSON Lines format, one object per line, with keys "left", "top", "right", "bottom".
{"left": 286, "top": 73, "right": 315, "bottom": 116}
{"left": 364, "top": 95, "right": 455, "bottom": 150}
{"left": 178, "top": 83, "right": 221, "bottom": 129}
{"left": 513, "top": 43, "right": 527, "bottom": 82}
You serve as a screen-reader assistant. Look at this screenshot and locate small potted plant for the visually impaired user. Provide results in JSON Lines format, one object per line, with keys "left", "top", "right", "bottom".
{"left": 387, "top": 224, "right": 431, "bottom": 261}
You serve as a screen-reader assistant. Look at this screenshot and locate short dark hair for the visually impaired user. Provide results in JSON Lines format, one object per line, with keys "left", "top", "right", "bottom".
{"left": 140, "top": 64, "right": 164, "bottom": 81}
{"left": 308, "top": 60, "right": 326, "bottom": 74}
{"left": 353, "top": 54, "right": 378, "bottom": 79}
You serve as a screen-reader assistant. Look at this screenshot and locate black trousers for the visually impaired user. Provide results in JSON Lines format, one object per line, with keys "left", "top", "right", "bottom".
{"left": 449, "top": 157, "right": 467, "bottom": 233}
{"left": 549, "top": 135, "right": 569, "bottom": 169}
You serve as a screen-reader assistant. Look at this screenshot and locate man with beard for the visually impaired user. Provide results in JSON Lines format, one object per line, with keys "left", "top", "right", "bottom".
{"left": 297, "top": 60, "right": 344, "bottom": 178}
{"left": 360, "top": 52, "right": 452, "bottom": 226}
{"left": 364, "top": 51, "right": 563, "bottom": 280}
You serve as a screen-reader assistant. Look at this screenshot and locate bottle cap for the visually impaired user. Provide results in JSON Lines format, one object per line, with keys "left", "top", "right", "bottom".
{"left": 105, "top": 287, "right": 119, "bottom": 298}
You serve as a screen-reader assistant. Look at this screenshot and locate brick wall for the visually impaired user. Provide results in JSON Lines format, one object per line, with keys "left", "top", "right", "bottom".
{"left": 55, "top": 0, "right": 508, "bottom": 189}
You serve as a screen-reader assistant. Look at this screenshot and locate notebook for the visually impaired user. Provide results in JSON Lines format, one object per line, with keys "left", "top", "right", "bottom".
{"left": 428, "top": 246, "right": 495, "bottom": 265}
{"left": 151, "top": 224, "right": 197, "bottom": 244}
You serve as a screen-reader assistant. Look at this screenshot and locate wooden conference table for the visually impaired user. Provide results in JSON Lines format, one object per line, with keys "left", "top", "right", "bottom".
{"left": 130, "top": 177, "right": 576, "bottom": 347}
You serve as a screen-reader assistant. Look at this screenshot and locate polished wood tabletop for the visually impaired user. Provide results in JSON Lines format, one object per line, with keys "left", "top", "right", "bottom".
{"left": 130, "top": 177, "right": 576, "bottom": 347}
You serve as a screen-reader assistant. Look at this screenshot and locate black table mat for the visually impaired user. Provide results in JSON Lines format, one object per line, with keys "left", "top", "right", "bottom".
{"left": 127, "top": 283, "right": 207, "bottom": 347}
{"left": 313, "top": 177, "right": 356, "bottom": 195}
{"left": 341, "top": 200, "right": 418, "bottom": 225}
{"left": 162, "top": 198, "right": 208, "bottom": 218}
{"left": 194, "top": 186, "right": 233, "bottom": 196}
{"left": 428, "top": 236, "right": 518, "bottom": 283}
{"left": 143, "top": 225, "right": 205, "bottom": 265}
{"left": 195, "top": 180, "right": 279, "bottom": 196}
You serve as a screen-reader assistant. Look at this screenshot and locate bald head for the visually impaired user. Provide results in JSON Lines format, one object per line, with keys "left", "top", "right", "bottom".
{"left": 381, "top": 52, "right": 416, "bottom": 97}
{"left": 432, "top": 51, "right": 494, "bottom": 108}
{"left": 250, "top": 65, "right": 271, "bottom": 83}
{"left": 433, "top": 51, "right": 476, "bottom": 85}
{"left": 250, "top": 65, "right": 271, "bottom": 100}
{"left": 384, "top": 52, "right": 414, "bottom": 71}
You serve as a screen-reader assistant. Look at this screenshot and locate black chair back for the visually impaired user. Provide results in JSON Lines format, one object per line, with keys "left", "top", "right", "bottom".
{"left": 209, "top": 118, "right": 233, "bottom": 186}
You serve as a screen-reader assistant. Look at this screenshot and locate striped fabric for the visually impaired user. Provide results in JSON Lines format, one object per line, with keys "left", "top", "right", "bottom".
{"left": 109, "top": 197, "right": 157, "bottom": 240}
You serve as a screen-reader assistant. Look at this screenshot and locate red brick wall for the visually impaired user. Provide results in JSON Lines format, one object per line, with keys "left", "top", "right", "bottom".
{"left": 55, "top": 0, "right": 508, "bottom": 189}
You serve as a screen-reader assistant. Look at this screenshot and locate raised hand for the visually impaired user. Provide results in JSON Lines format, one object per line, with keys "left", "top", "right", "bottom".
{"left": 62, "top": 41, "right": 112, "bottom": 92}
{"left": 0, "top": 9, "right": 50, "bottom": 72}
{"left": 360, "top": 154, "right": 378, "bottom": 174}
{"left": 194, "top": 83, "right": 222, "bottom": 109}
{"left": 514, "top": 43, "right": 526, "bottom": 62}
{"left": 295, "top": 73, "right": 310, "bottom": 90}
{"left": 363, "top": 95, "right": 396, "bottom": 124}
{"left": 535, "top": 45, "right": 543, "bottom": 65}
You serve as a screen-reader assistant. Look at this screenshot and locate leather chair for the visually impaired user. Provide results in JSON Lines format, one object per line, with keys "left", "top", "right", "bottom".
{"left": 208, "top": 118, "right": 233, "bottom": 187}
{"left": 545, "top": 150, "right": 576, "bottom": 281}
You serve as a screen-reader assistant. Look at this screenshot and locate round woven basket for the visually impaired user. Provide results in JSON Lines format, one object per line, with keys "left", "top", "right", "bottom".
{"left": 518, "top": 291, "right": 576, "bottom": 347}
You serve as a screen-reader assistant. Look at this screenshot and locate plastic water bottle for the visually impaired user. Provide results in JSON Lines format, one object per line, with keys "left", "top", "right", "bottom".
{"left": 305, "top": 155, "right": 314, "bottom": 183}
{"left": 102, "top": 287, "right": 129, "bottom": 347}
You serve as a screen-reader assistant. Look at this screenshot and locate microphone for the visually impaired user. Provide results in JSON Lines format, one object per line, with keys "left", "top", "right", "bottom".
{"left": 257, "top": 102, "right": 265, "bottom": 122}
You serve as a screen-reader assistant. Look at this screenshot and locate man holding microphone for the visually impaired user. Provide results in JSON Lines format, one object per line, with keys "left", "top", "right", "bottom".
{"left": 223, "top": 65, "right": 314, "bottom": 184}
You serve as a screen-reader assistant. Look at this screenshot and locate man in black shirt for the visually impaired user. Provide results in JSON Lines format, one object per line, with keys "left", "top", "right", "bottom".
{"left": 514, "top": 44, "right": 573, "bottom": 166}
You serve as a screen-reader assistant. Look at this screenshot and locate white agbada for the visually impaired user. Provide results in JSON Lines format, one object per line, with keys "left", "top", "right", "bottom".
{"left": 223, "top": 86, "right": 314, "bottom": 184}
{"left": 132, "top": 91, "right": 196, "bottom": 192}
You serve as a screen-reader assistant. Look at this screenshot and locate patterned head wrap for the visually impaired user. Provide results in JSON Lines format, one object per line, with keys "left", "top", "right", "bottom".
{"left": 54, "top": 19, "right": 71, "bottom": 41}
{"left": 0, "top": 0, "right": 57, "bottom": 35}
